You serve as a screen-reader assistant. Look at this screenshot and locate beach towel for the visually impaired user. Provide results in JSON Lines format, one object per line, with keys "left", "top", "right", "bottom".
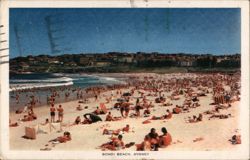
{"left": 142, "top": 120, "right": 151, "bottom": 124}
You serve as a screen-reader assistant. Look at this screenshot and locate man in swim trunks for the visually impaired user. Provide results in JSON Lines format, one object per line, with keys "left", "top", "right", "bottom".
{"left": 50, "top": 105, "right": 56, "bottom": 123}
{"left": 57, "top": 105, "right": 64, "bottom": 122}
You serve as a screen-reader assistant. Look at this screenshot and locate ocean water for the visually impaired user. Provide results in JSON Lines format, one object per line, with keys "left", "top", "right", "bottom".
{"left": 9, "top": 73, "right": 124, "bottom": 111}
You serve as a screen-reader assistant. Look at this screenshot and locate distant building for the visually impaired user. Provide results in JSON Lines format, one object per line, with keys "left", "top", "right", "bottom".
{"left": 19, "top": 62, "right": 29, "bottom": 70}
{"left": 178, "top": 61, "right": 192, "bottom": 67}
{"left": 79, "top": 57, "right": 92, "bottom": 66}
{"left": 47, "top": 57, "right": 60, "bottom": 64}
{"left": 93, "top": 61, "right": 111, "bottom": 67}
{"left": 65, "top": 61, "right": 77, "bottom": 66}
{"left": 117, "top": 56, "right": 133, "bottom": 63}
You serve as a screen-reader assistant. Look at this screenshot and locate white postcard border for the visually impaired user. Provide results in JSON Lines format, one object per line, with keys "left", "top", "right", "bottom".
{"left": 0, "top": 0, "right": 249, "bottom": 159}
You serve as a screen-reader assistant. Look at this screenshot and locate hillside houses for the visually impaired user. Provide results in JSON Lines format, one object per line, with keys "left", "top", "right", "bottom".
{"left": 10, "top": 52, "right": 240, "bottom": 73}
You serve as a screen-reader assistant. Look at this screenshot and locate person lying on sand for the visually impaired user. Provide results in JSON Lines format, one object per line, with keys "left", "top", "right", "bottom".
{"left": 136, "top": 135, "right": 152, "bottom": 151}
{"left": 76, "top": 104, "right": 83, "bottom": 111}
{"left": 20, "top": 110, "right": 37, "bottom": 122}
{"left": 204, "top": 106, "right": 221, "bottom": 114}
{"left": 103, "top": 125, "right": 130, "bottom": 135}
{"left": 15, "top": 105, "right": 28, "bottom": 114}
{"left": 99, "top": 135, "right": 125, "bottom": 151}
{"left": 49, "top": 131, "right": 71, "bottom": 144}
{"left": 162, "top": 101, "right": 173, "bottom": 107}
{"left": 209, "top": 114, "right": 232, "bottom": 120}
{"left": 9, "top": 119, "right": 19, "bottom": 127}
{"left": 151, "top": 109, "right": 172, "bottom": 120}
{"left": 186, "top": 115, "right": 197, "bottom": 123}
{"left": 41, "top": 118, "right": 49, "bottom": 126}
{"left": 191, "top": 102, "right": 200, "bottom": 108}
{"left": 105, "top": 112, "right": 122, "bottom": 121}
{"left": 229, "top": 135, "right": 241, "bottom": 145}
{"left": 159, "top": 127, "right": 172, "bottom": 148}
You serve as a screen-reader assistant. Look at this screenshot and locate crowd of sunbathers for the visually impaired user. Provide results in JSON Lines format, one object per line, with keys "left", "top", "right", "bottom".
{"left": 10, "top": 73, "right": 241, "bottom": 150}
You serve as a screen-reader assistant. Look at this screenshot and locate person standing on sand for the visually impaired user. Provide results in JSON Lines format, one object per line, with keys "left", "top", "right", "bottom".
{"left": 50, "top": 104, "right": 56, "bottom": 123}
{"left": 57, "top": 105, "right": 64, "bottom": 122}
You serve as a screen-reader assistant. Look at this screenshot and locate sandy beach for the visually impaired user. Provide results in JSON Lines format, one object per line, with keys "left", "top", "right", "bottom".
{"left": 9, "top": 73, "right": 241, "bottom": 151}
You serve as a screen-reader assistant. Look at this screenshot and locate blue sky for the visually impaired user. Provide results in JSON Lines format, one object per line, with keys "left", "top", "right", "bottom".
{"left": 9, "top": 8, "right": 241, "bottom": 58}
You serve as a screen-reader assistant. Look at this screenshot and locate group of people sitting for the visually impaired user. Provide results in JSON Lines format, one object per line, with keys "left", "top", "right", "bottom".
{"left": 185, "top": 113, "right": 203, "bottom": 123}
{"left": 136, "top": 127, "right": 172, "bottom": 151}
{"left": 72, "top": 113, "right": 103, "bottom": 125}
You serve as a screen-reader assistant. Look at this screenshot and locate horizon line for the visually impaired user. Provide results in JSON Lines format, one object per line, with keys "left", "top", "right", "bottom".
{"left": 11, "top": 52, "right": 241, "bottom": 59}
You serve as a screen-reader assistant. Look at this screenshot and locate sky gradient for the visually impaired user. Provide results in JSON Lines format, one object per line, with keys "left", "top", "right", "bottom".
{"left": 10, "top": 8, "right": 241, "bottom": 58}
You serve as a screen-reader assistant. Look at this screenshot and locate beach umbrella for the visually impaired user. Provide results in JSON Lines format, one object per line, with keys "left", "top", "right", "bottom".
{"left": 83, "top": 113, "right": 102, "bottom": 123}
{"left": 123, "top": 92, "right": 132, "bottom": 96}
